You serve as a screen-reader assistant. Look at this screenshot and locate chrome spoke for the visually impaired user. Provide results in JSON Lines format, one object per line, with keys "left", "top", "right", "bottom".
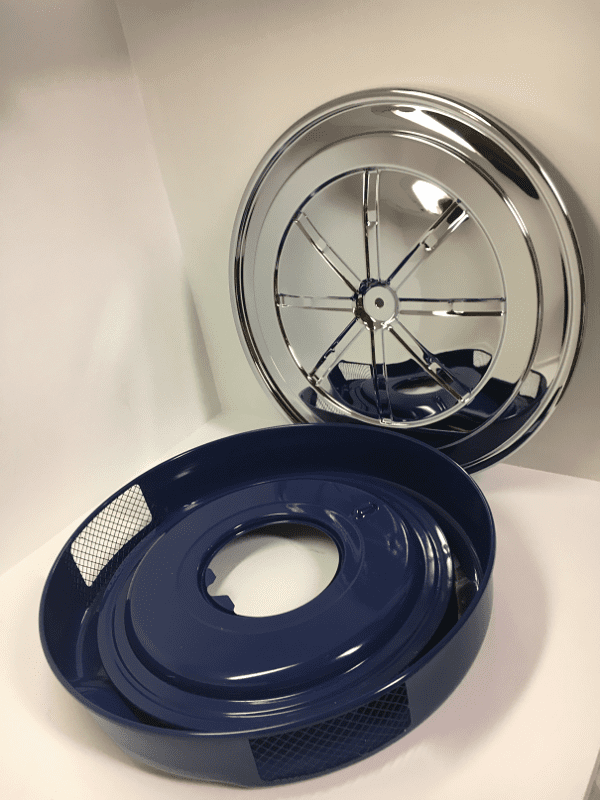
{"left": 389, "top": 320, "right": 470, "bottom": 401}
{"left": 397, "top": 297, "right": 506, "bottom": 317}
{"left": 363, "top": 169, "right": 381, "bottom": 281}
{"left": 277, "top": 294, "right": 355, "bottom": 312}
{"left": 387, "top": 202, "right": 469, "bottom": 292}
{"left": 295, "top": 212, "right": 361, "bottom": 293}
{"left": 309, "top": 317, "right": 365, "bottom": 385}
{"left": 370, "top": 328, "right": 393, "bottom": 423}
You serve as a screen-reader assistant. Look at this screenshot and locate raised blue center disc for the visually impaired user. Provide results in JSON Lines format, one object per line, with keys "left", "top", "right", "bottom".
{"left": 41, "top": 422, "right": 495, "bottom": 784}
{"left": 97, "top": 474, "right": 454, "bottom": 729}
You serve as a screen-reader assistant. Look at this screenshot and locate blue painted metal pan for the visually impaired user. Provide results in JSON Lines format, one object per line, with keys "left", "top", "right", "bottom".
{"left": 40, "top": 424, "right": 494, "bottom": 785}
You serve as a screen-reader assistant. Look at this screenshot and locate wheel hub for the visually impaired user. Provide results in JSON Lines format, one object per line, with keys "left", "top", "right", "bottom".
{"left": 357, "top": 283, "right": 398, "bottom": 329}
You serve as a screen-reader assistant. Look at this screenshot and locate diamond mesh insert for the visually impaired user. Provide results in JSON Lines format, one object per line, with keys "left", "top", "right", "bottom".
{"left": 315, "top": 394, "right": 343, "bottom": 413}
{"left": 249, "top": 684, "right": 410, "bottom": 782}
{"left": 339, "top": 361, "right": 371, "bottom": 381}
{"left": 70, "top": 484, "right": 152, "bottom": 587}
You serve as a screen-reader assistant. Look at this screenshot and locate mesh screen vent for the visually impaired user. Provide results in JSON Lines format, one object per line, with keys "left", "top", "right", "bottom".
{"left": 473, "top": 349, "right": 492, "bottom": 369}
{"left": 250, "top": 683, "right": 410, "bottom": 782}
{"left": 315, "top": 395, "right": 342, "bottom": 413}
{"left": 70, "top": 484, "right": 152, "bottom": 587}
{"left": 339, "top": 361, "right": 371, "bottom": 381}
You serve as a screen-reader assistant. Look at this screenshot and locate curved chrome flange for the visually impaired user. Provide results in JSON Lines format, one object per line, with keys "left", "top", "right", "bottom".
{"left": 231, "top": 89, "right": 584, "bottom": 471}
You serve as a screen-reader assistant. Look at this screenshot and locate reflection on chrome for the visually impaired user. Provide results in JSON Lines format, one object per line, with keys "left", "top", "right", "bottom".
{"left": 391, "top": 106, "right": 476, "bottom": 152}
{"left": 412, "top": 179, "right": 450, "bottom": 214}
{"left": 232, "top": 89, "right": 584, "bottom": 471}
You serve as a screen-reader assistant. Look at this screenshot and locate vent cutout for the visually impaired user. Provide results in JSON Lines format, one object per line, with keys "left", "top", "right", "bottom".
{"left": 339, "top": 361, "right": 371, "bottom": 381}
{"left": 70, "top": 484, "right": 152, "bottom": 586}
{"left": 250, "top": 683, "right": 410, "bottom": 782}
{"left": 520, "top": 370, "right": 542, "bottom": 399}
{"left": 314, "top": 394, "right": 342, "bottom": 413}
{"left": 473, "top": 349, "right": 492, "bottom": 369}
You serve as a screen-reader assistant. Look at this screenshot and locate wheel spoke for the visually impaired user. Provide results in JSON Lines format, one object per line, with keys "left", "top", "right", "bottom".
{"left": 370, "top": 328, "right": 393, "bottom": 423}
{"left": 387, "top": 202, "right": 469, "bottom": 292}
{"left": 295, "top": 212, "right": 361, "bottom": 293}
{"left": 277, "top": 294, "right": 355, "bottom": 312}
{"left": 389, "top": 320, "right": 470, "bottom": 401}
{"left": 397, "top": 297, "right": 506, "bottom": 317}
{"left": 287, "top": 182, "right": 497, "bottom": 413}
{"left": 309, "top": 317, "right": 365, "bottom": 385}
{"left": 363, "top": 169, "right": 381, "bottom": 281}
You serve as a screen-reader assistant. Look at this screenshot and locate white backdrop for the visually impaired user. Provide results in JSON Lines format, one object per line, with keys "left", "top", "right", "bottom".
{"left": 1, "top": 0, "right": 599, "bottom": 571}
{"left": 115, "top": 0, "right": 600, "bottom": 479}
{"left": 0, "top": 1, "right": 219, "bottom": 570}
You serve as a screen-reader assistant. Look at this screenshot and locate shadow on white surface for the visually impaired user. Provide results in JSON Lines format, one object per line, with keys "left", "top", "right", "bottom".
{"left": 185, "top": 282, "right": 222, "bottom": 420}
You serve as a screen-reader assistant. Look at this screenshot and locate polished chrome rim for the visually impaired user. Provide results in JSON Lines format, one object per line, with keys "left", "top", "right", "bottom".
{"left": 231, "top": 89, "right": 584, "bottom": 471}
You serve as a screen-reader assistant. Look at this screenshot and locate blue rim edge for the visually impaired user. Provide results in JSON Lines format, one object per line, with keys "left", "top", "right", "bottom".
{"left": 39, "top": 423, "right": 495, "bottom": 786}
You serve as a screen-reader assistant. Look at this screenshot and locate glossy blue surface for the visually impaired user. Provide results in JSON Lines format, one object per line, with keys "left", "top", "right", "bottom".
{"left": 97, "top": 476, "right": 454, "bottom": 730}
{"left": 40, "top": 424, "right": 495, "bottom": 785}
{"left": 302, "top": 350, "right": 547, "bottom": 469}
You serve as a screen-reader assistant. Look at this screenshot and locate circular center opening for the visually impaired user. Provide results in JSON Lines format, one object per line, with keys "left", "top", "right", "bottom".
{"left": 362, "top": 285, "right": 398, "bottom": 324}
{"left": 206, "top": 523, "right": 339, "bottom": 617}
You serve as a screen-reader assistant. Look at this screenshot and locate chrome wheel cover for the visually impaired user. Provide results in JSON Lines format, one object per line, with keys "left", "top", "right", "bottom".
{"left": 231, "top": 89, "right": 584, "bottom": 471}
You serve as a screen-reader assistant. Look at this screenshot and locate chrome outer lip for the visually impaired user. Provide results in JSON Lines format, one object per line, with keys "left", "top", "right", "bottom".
{"left": 230, "top": 89, "right": 584, "bottom": 472}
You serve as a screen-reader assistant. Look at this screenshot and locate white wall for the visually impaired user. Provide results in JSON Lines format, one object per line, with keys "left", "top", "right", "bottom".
{"left": 115, "top": 0, "right": 600, "bottom": 482}
{"left": 0, "top": 0, "right": 219, "bottom": 571}
{"left": 3, "top": 1, "right": 598, "bottom": 574}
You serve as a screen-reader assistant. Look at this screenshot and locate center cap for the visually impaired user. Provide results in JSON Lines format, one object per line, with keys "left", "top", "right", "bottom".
{"left": 361, "top": 285, "right": 398, "bottom": 327}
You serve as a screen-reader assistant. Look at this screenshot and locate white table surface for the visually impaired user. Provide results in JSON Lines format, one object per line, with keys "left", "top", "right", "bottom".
{"left": 3, "top": 413, "right": 600, "bottom": 799}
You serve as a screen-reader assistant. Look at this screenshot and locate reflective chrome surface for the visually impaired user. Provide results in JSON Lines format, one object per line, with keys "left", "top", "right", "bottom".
{"left": 231, "top": 89, "right": 584, "bottom": 471}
